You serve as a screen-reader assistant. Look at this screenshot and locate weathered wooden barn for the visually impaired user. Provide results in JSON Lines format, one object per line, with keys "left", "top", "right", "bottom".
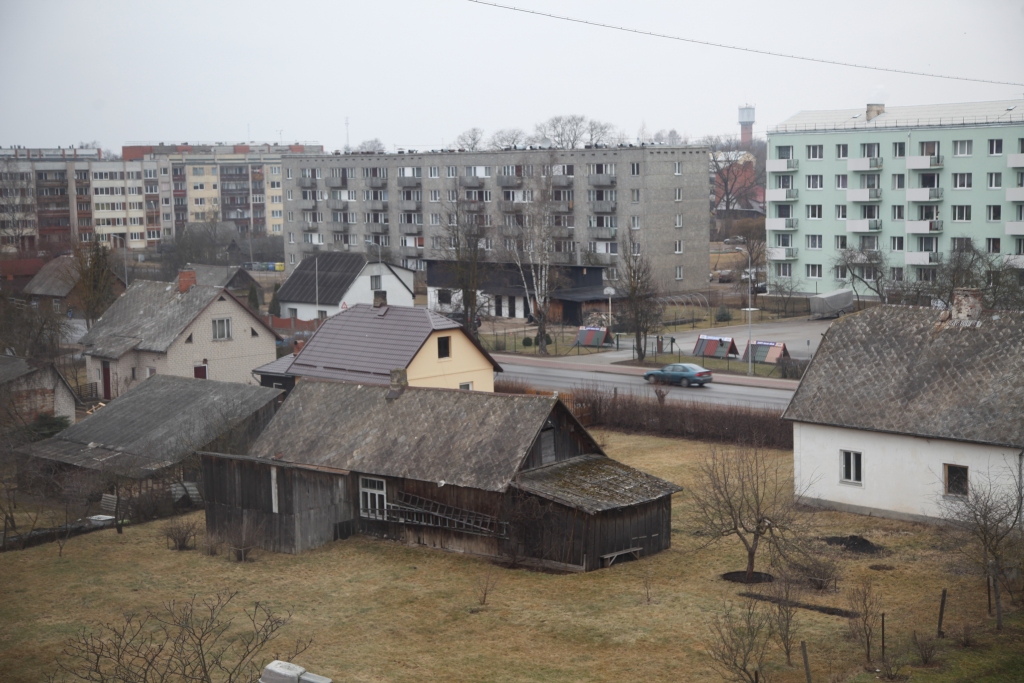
{"left": 203, "top": 376, "right": 680, "bottom": 571}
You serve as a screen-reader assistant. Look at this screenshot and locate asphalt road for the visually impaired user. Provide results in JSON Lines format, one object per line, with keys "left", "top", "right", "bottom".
{"left": 501, "top": 363, "right": 795, "bottom": 410}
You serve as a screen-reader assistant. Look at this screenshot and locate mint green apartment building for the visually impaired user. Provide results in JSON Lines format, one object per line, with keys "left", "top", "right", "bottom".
{"left": 765, "top": 99, "right": 1024, "bottom": 296}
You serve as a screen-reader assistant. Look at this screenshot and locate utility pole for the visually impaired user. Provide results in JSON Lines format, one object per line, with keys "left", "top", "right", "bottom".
{"left": 737, "top": 246, "right": 756, "bottom": 375}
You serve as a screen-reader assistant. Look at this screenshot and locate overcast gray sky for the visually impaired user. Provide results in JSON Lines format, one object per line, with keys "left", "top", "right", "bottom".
{"left": 2, "top": 0, "right": 1022, "bottom": 153}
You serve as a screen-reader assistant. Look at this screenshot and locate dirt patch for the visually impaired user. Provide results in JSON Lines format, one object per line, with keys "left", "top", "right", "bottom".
{"left": 721, "top": 571, "right": 774, "bottom": 584}
{"left": 738, "top": 592, "right": 859, "bottom": 619}
{"left": 824, "top": 535, "right": 884, "bottom": 555}
{"left": 869, "top": 564, "right": 896, "bottom": 571}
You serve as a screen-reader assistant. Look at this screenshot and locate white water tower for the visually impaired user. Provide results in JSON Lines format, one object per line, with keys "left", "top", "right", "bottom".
{"left": 739, "top": 105, "right": 755, "bottom": 147}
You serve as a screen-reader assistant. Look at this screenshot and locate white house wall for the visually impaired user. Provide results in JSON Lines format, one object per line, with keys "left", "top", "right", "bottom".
{"left": 427, "top": 286, "right": 533, "bottom": 319}
{"left": 281, "top": 264, "right": 414, "bottom": 321}
{"left": 793, "top": 422, "right": 1023, "bottom": 522}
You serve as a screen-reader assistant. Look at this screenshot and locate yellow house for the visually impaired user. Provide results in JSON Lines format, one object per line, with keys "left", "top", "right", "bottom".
{"left": 257, "top": 300, "right": 500, "bottom": 392}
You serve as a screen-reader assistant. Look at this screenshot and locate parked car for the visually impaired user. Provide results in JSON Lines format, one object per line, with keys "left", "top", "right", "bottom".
{"left": 723, "top": 236, "right": 746, "bottom": 245}
{"left": 644, "top": 363, "right": 713, "bottom": 387}
{"left": 717, "top": 270, "right": 734, "bottom": 283}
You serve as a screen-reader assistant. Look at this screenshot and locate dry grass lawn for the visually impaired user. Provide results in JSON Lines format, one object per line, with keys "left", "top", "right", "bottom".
{"left": 1, "top": 431, "right": 1021, "bottom": 682}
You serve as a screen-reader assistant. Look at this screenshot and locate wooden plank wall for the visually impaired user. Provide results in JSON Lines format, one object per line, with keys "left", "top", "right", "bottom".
{"left": 519, "top": 404, "right": 597, "bottom": 471}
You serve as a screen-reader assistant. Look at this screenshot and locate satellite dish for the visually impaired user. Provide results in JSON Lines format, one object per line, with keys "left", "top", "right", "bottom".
{"left": 603, "top": 287, "right": 616, "bottom": 296}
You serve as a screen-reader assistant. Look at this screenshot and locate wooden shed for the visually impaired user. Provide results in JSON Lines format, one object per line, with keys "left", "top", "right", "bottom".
{"left": 203, "top": 378, "right": 680, "bottom": 570}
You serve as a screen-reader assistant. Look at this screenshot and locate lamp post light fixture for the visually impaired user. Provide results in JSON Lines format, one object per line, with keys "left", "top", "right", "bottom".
{"left": 736, "top": 247, "right": 757, "bottom": 376}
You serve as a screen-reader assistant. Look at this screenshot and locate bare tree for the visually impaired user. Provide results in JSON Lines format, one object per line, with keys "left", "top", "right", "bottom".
{"left": 703, "top": 598, "right": 776, "bottom": 683}
{"left": 690, "top": 445, "right": 806, "bottom": 582}
{"left": 618, "top": 229, "right": 659, "bottom": 362}
{"left": 831, "top": 247, "right": 894, "bottom": 305}
{"left": 585, "top": 120, "right": 616, "bottom": 146}
{"left": 533, "top": 115, "right": 587, "bottom": 149}
{"left": 355, "top": 138, "right": 386, "bottom": 153}
{"left": 0, "top": 296, "right": 72, "bottom": 361}
{"left": 61, "top": 242, "right": 121, "bottom": 329}
{"left": 765, "top": 573, "right": 801, "bottom": 666}
{"left": 488, "top": 128, "right": 528, "bottom": 150}
{"left": 937, "top": 459, "right": 1024, "bottom": 628}
{"left": 0, "top": 156, "right": 37, "bottom": 255}
{"left": 46, "top": 468, "right": 100, "bottom": 557}
{"left": 767, "top": 274, "right": 805, "bottom": 317}
{"left": 652, "top": 129, "right": 686, "bottom": 146}
{"left": 847, "top": 579, "right": 883, "bottom": 662}
{"left": 455, "top": 128, "right": 485, "bottom": 151}
{"left": 731, "top": 218, "right": 767, "bottom": 288}
{"left": 705, "top": 136, "right": 761, "bottom": 228}
{"left": 48, "top": 592, "right": 311, "bottom": 683}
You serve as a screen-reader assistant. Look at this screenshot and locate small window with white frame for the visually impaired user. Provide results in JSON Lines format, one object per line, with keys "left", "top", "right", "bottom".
{"left": 835, "top": 205, "right": 847, "bottom": 220}
{"left": 892, "top": 205, "right": 904, "bottom": 221}
{"left": 806, "top": 263, "right": 822, "bottom": 279}
{"left": 807, "top": 175, "right": 823, "bottom": 190}
{"left": 988, "top": 139, "right": 1002, "bottom": 156}
{"left": 988, "top": 172, "right": 1002, "bottom": 189}
{"left": 806, "top": 145, "right": 823, "bottom": 160}
{"left": 675, "top": 265, "right": 684, "bottom": 280}
{"left": 841, "top": 450, "right": 862, "bottom": 484}
{"left": 673, "top": 161, "right": 682, "bottom": 175}
{"left": 835, "top": 174, "right": 848, "bottom": 189}
{"left": 836, "top": 144, "right": 848, "bottom": 159}
{"left": 953, "top": 140, "right": 973, "bottom": 157}
{"left": 359, "top": 477, "right": 387, "bottom": 519}
{"left": 212, "top": 318, "right": 231, "bottom": 341}
{"left": 892, "top": 142, "right": 905, "bottom": 158}
{"left": 674, "top": 240, "right": 683, "bottom": 253}
{"left": 807, "top": 205, "right": 822, "bottom": 219}
{"left": 807, "top": 234, "right": 822, "bottom": 250}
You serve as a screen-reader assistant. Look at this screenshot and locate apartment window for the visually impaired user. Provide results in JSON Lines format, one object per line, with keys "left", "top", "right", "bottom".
{"left": 987, "top": 238, "right": 1001, "bottom": 254}
{"left": 806, "top": 145, "right": 823, "bottom": 160}
{"left": 953, "top": 140, "right": 973, "bottom": 157}
{"left": 917, "top": 267, "right": 936, "bottom": 282}
{"left": 674, "top": 240, "right": 683, "bottom": 253}
{"left": 923, "top": 236, "right": 942, "bottom": 252}
{"left": 807, "top": 175, "right": 823, "bottom": 190}
{"left": 988, "top": 173, "right": 1002, "bottom": 189}
{"left": 891, "top": 267, "right": 904, "bottom": 281}
{"left": 988, "top": 205, "right": 1002, "bottom": 221}
{"left": 836, "top": 144, "right": 848, "bottom": 159}
{"left": 673, "top": 161, "right": 682, "bottom": 175}
{"left": 835, "top": 205, "right": 847, "bottom": 220}
{"left": 952, "top": 173, "right": 972, "bottom": 189}
{"left": 630, "top": 189, "right": 640, "bottom": 203}
{"left": 892, "top": 205, "right": 904, "bottom": 220}
{"left": 675, "top": 266, "right": 684, "bottom": 280}
{"left": 630, "top": 162, "right": 641, "bottom": 176}
{"left": 890, "top": 236, "right": 904, "bottom": 251}
{"left": 287, "top": 211, "right": 294, "bottom": 222}
{"left": 807, "top": 234, "right": 822, "bottom": 250}
{"left": 952, "top": 205, "right": 972, "bottom": 222}
{"left": 286, "top": 167, "right": 292, "bottom": 179}
{"left": 806, "top": 264, "right": 822, "bottom": 279}
{"left": 776, "top": 146, "right": 793, "bottom": 160}
{"left": 835, "top": 174, "right": 848, "bottom": 189}
{"left": 428, "top": 166, "right": 439, "bottom": 178}
{"left": 892, "top": 142, "right": 906, "bottom": 158}
{"left": 447, "top": 190, "right": 458, "bottom": 202}
{"left": 192, "top": 167, "right": 205, "bottom": 176}
{"left": 212, "top": 318, "right": 231, "bottom": 341}
{"left": 437, "top": 335, "right": 451, "bottom": 359}
{"left": 631, "top": 241, "right": 641, "bottom": 256}
{"left": 370, "top": 274, "right": 382, "bottom": 290}
{"left": 775, "top": 263, "right": 792, "bottom": 277}
{"left": 446, "top": 166, "right": 457, "bottom": 178}
{"left": 674, "top": 188, "right": 683, "bottom": 201}
{"left": 988, "top": 139, "right": 1003, "bottom": 156}
{"left": 807, "top": 205, "right": 822, "bottom": 219}
{"left": 359, "top": 477, "right": 387, "bottom": 519}
{"left": 945, "top": 465, "right": 968, "bottom": 496}
{"left": 835, "top": 235, "right": 848, "bottom": 250}
{"left": 892, "top": 174, "right": 905, "bottom": 190}
{"left": 605, "top": 267, "right": 618, "bottom": 281}
{"left": 951, "top": 237, "right": 972, "bottom": 252}
{"left": 834, "top": 265, "right": 848, "bottom": 280}
{"left": 630, "top": 216, "right": 641, "bottom": 229}
{"left": 674, "top": 214, "right": 683, "bottom": 228}
{"left": 429, "top": 213, "right": 440, "bottom": 226}
{"left": 429, "top": 190, "right": 440, "bottom": 202}
{"left": 775, "top": 233, "right": 793, "bottom": 247}
{"left": 841, "top": 450, "right": 862, "bottom": 484}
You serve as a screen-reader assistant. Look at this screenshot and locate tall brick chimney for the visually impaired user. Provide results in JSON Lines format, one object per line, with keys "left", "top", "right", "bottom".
{"left": 178, "top": 267, "right": 197, "bottom": 293}
{"left": 951, "top": 288, "right": 983, "bottom": 321}
{"left": 373, "top": 290, "right": 387, "bottom": 308}
{"left": 386, "top": 367, "right": 408, "bottom": 400}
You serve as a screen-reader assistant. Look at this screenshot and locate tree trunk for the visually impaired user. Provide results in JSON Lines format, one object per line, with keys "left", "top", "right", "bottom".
{"left": 745, "top": 548, "right": 757, "bottom": 582}
{"left": 991, "top": 560, "right": 1003, "bottom": 630}
{"left": 634, "top": 329, "right": 646, "bottom": 362}
{"left": 537, "top": 314, "right": 548, "bottom": 355}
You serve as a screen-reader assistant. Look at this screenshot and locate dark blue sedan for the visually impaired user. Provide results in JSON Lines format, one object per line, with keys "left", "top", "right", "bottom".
{"left": 644, "top": 363, "right": 713, "bottom": 387}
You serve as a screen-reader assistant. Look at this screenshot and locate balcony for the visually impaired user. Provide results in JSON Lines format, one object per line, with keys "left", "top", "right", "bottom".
{"left": 589, "top": 227, "right": 617, "bottom": 240}
{"left": 765, "top": 188, "right": 798, "bottom": 202}
{"left": 550, "top": 226, "right": 573, "bottom": 239}
{"left": 1006, "top": 222, "right": 1024, "bottom": 235}
{"left": 397, "top": 177, "right": 421, "bottom": 188}
{"left": 767, "top": 247, "right": 799, "bottom": 260}
{"left": 462, "top": 201, "right": 484, "bottom": 213}
{"left": 496, "top": 175, "right": 522, "bottom": 188}
{"left": 588, "top": 174, "right": 616, "bottom": 187}
{"left": 399, "top": 223, "right": 423, "bottom": 235}
{"left": 398, "top": 200, "right": 421, "bottom": 212}
{"left": 1006, "top": 153, "right": 1024, "bottom": 168}
{"left": 766, "top": 217, "right": 798, "bottom": 230}
{"left": 299, "top": 243, "right": 322, "bottom": 254}
{"left": 905, "top": 251, "right": 942, "bottom": 265}
{"left": 589, "top": 253, "right": 617, "bottom": 265}
{"left": 326, "top": 200, "right": 348, "bottom": 211}
{"left": 590, "top": 201, "right": 617, "bottom": 213}
{"left": 905, "top": 220, "right": 943, "bottom": 234}
{"left": 551, "top": 252, "right": 577, "bottom": 265}
{"left": 365, "top": 177, "right": 387, "bottom": 189}
{"left": 297, "top": 178, "right": 317, "bottom": 188}
{"left": 399, "top": 245, "right": 422, "bottom": 257}
{"left": 295, "top": 200, "right": 315, "bottom": 210}
{"left": 907, "top": 187, "right": 943, "bottom": 202}
{"left": 846, "top": 219, "right": 883, "bottom": 233}
{"left": 301, "top": 222, "right": 320, "bottom": 232}
{"left": 367, "top": 224, "right": 390, "bottom": 234}
{"left": 1007, "top": 187, "right": 1024, "bottom": 202}
{"left": 498, "top": 201, "right": 522, "bottom": 213}
{"left": 326, "top": 177, "right": 347, "bottom": 188}
{"left": 459, "top": 176, "right": 484, "bottom": 188}
{"left": 325, "top": 222, "right": 348, "bottom": 232}
{"left": 368, "top": 200, "right": 388, "bottom": 211}
{"left": 906, "top": 155, "right": 943, "bottom": 170}
{"left": 847, "top": 157, "right": 883, "bottom": 172}
{"left": 551, "top": 175, "right": 574, "bottom": 187}
{"left": 766, "top": 159, "right": 798, "bottom": 172}
{"left": 847, "top": 188, "right": 882, "bottom": 202}
{"left": 551, "top": 201, "right": 573, "bottom": 214}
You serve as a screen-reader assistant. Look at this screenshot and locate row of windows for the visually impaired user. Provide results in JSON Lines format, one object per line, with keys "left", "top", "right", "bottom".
{"left": 288, "top": 161, "right": 687, "bottom": 180}
{"left": 793, "top": 171, "right": 1017, "bottom": 191}
{"left": 782, "top": 204, "right": 1022, "bottom": 221}
{"left": 777, "top": 138, "right": 1023, "bottom": 160}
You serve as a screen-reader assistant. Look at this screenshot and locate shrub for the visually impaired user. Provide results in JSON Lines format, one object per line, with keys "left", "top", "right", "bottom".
{"left": 715, "top": 305, "right": 732, "bottom": 322}
{"left": 132, "top": 490, "right": 175, "bottom": 522}
{"left": 163, "top": 517, "right": 198, "bottom": 551}
{"left": 535, "top": 333, "right": 552, "bottom": 346}
{"left": 911, "top": 630, "right": 939, "bottom": 665}
{"left": 201, "top": 533, "right": 222, "bottom": 557}
{"left": 521, "top": 336, "right": 533, "bottom": 347}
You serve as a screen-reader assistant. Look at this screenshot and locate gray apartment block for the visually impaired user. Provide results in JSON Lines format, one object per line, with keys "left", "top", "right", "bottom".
{"left": 280, "top": 146, "right": 709, "bottom": 294}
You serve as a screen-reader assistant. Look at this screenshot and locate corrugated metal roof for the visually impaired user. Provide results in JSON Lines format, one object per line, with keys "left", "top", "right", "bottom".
{"left": 22, "top": 256, "right": 77, "bottom": 298}
{"left": 285, "top": 304, "right": 499, "bottom": 384}
{"left": 771, "top": 99, "right": 1024, "bottom": 133}
{"left": 248, "top": 380, "right": 563, "bottom": 492}
{"left": 513, "top": 454, "right": 681, "bottom": 514}
{"left": 276, "top": 252, "right": 367, "bottom": 305}
{"left": 22, "top": 375, "right": 282, "bottom": 475}
{"left": 783, "top": 306, "right": 1024, "bottom": 449}
{"left": 80, "top": 280, "right": 243, "bottom": 359}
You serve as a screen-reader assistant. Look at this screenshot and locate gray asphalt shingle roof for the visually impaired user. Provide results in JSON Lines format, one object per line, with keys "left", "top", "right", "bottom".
{"left": 190, "top": 264, "right": 255, "bottom": 290}
{"left": 22, "top": 256, "right": 77, "bottom": 298}
{"left": 783, "top": 305, "right": 1024, "bottom": 449}
{"left": 23, "top": 375, "right": 282, "bottom": 475}
{"left": 285, "top": 304, "right": 499, "bottom": 384}
{"left": 276, "top": 252, "right": 367, "bottom": 306}
{"left": 0, "top": 355, "right": 35, "bottom": 384}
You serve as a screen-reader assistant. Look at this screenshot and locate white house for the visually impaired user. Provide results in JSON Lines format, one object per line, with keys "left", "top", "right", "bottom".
{"left": 276, "top": 252, "right": 414, "bottom": 321}
{"left": 784, "top": 289, "right": 1024, "bottom": 522}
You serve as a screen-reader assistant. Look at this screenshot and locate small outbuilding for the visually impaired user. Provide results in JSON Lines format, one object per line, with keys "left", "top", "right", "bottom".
{"left": 203, "top": 377, "right": 680, "bottom": 570}
{"left": 276, "top": 252, "right": 414, "bottom": 320}
{"left": 0, "top": 355, "right": 79, "bottom": 427}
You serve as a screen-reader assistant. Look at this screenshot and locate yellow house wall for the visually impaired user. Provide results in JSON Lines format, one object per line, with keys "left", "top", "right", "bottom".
{"left": 405, "top": 330, "right": 495, "bottom": 392}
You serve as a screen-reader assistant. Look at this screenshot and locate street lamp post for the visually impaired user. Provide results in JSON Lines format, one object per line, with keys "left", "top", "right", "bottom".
{"left": 736, "top": 247, "right": 756, "bottom": 376}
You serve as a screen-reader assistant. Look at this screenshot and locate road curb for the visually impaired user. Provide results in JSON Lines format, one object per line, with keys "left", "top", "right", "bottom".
{"left": 491, "top": 354, "right": 800, "bottom": 391}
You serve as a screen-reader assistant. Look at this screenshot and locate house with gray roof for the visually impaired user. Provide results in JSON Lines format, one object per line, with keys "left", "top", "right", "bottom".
{"left": 190, "top": 264, "right": 261, "bottom": 300}
{"left": 784, "top": 288, "right": 1024, "bottom": 521}
{"left": 21, "top": 255, "right": 125, "bottom": 317}
{"left": 253, "top": 302, "right": 500, "bottom": 393}
{"left": 276, "top": 252, "right": 414, "bottom": 321}
{"left": 22, "top": 375, "right": 281, "bottom": 481}
{"left": 79, "top": 271, "right": 279, "bottom": 400}
{"left": 202, "top": 376, "right": 680, "bottom": 570}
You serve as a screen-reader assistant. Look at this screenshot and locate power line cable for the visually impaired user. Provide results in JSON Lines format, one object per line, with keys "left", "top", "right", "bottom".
{"left": 467, "top": 1, "right": 1024, "bottom": 88}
